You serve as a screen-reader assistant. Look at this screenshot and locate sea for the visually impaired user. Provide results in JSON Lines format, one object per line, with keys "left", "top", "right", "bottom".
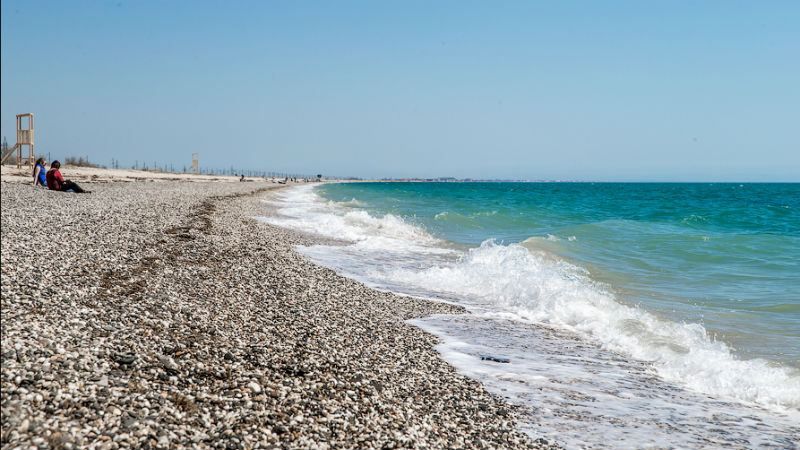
{"left": 260, "top": 182, "right": 800, "bottom": 449}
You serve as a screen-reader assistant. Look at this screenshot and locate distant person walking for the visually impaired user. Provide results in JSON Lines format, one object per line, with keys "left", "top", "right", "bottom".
{"left": 46, "top": 161, "right": 89, "bottom": 193}
{"left": 32, "top": 157, "right": 48, "bottom": 187}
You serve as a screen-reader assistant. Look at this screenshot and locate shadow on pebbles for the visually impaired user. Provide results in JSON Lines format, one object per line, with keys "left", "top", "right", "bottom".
{"left": 1, "top": 182, "right": 557, "bottom": 449}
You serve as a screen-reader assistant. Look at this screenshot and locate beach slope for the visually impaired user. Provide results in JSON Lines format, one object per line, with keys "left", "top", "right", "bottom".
{"left": 1, "top": 180, "right": 550, "bottom": 449}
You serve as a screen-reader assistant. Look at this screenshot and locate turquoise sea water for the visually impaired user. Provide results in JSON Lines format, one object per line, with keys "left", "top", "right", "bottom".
{"left": 262, "top": 182, "right": 800, "bottom": 447}
{"left": 319, "top": 182, "right": 800, "bottom": 367}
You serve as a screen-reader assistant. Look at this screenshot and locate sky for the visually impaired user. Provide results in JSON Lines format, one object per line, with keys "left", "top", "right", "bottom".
{"left": 1, "top": 1, "right": 799, "bottom": 181}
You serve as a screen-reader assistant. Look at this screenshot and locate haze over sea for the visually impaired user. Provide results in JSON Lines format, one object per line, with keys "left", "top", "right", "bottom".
{"left": 264, "top": 182, "right": 800, "bottom": 448}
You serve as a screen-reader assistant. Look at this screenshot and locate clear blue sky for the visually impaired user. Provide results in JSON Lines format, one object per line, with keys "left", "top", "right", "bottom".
{"left": 2, "top": 1, "right": 798, "bottom": 180}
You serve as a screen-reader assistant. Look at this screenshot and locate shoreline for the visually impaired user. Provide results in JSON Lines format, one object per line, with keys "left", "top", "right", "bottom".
{"left": 0, "top": 164, "right": 318, "bottom": 184}
{"left": 1, "top": 174, "right": 553, "bottom": 448}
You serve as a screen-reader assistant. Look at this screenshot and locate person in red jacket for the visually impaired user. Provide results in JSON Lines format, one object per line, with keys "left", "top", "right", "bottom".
{"left": 46, "top": 161, "right": 90, "bottom": 193}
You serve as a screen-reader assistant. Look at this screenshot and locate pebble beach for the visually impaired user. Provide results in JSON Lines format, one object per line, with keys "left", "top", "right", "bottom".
{"left": 1, "top": 173, "right": 554, "bottom": 449}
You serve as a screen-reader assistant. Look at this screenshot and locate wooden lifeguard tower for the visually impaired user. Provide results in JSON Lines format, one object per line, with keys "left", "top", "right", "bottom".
{"left": 0, "top": 113, "right": 36, "bottom": 168}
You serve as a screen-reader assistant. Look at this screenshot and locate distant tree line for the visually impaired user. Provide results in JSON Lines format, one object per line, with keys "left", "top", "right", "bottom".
{"left": 64, "top": 156, "right": 101, "bottom": 168}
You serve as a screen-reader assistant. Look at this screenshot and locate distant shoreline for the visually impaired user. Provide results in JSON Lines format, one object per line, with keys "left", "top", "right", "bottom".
{"left": 2, "top": 164, "right": 796, "bottom": 184}
{"left": 0, "top": 164, "right": 325, "bottom": 185}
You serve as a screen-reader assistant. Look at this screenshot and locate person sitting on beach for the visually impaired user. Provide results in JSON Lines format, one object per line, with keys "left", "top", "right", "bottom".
{"left": 32, "top": 157, "right": 48, "bottom": 187}
{"left": 46, "top": 161, "right": 89, "bottom": 193}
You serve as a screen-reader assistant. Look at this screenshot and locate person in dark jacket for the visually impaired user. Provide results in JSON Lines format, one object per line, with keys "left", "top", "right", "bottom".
{"left": 46, "top": 161, "right": 89, "bottom": 193}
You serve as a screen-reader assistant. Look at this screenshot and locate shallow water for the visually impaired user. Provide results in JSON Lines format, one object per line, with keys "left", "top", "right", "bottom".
{"left": 412, "top": 315, "right": 799, "bottom": 449}
{"left": 259, "top": 182, "right": 800, "bottom": 448}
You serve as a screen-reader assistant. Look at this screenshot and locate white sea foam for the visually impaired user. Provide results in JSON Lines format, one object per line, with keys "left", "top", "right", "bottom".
{"left": 260, "top": 184, "right": 800, "bottom": 445}
{"left": 261, "top": 185, "right": 449, "bottom": 254}
{"left": 384, "top": 239, "right": 800, "bottom": 411}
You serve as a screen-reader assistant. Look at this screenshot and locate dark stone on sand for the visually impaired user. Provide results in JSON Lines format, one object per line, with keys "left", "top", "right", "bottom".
{"left": 113, "top": 352, "right": 136, "bottom": 366}
{"left": 480, "top": 355, "right": 511, "bottom": 363}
